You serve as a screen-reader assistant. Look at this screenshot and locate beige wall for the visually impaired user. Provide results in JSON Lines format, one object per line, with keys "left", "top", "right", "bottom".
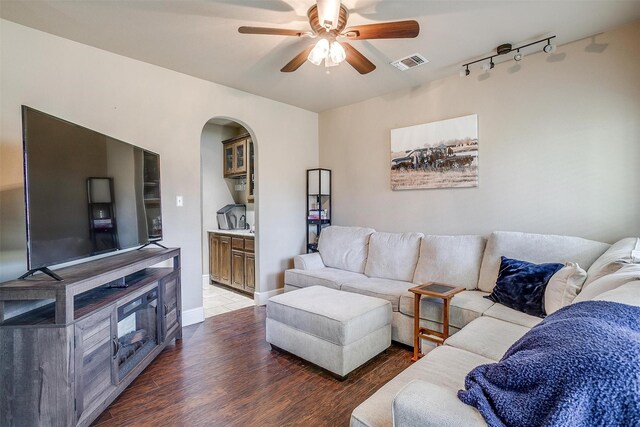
{"left": 200, "top": 123, "right": 236, "bottom": 276}
{"left": 0, "top": 20, "right": 318, "bottom": 321}
{"left": 319, "top": 22, "right": 640, "bottom": 243}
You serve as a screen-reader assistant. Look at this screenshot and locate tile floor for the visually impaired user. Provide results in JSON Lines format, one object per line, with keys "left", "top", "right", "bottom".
{"left": 203, "top": 283, "right": 255, "bottom": 318}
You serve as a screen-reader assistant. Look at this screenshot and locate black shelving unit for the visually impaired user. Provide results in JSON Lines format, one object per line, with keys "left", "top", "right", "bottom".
{"left": 143, "top": 151, "right": 162, "bottom": 239}
{"left": 306, "top": 168, "right": 331, "bottom": 253}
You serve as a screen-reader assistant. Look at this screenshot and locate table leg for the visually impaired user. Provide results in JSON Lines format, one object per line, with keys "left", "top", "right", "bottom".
{"left": 412, "top": 294, "right": 422, "bottom": 361}
{"left": 442, "top": 298, "right": 450, "bottom": 343}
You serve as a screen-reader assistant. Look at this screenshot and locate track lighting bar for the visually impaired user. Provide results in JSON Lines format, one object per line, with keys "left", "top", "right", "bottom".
{"left": 460, "top": 35, "right": 556, "bottom": 76}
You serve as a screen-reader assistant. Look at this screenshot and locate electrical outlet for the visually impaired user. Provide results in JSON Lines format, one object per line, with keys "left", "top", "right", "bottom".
{"left": 176, "top": 196, "right": 183, "bottom": 207}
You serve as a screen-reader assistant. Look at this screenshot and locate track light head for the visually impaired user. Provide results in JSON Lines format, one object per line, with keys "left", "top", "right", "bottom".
{"left": 459, "top": 66, "right": 470, "bottom": 77}
{"left": 514, "top": 50, "right": 523, "bottom": 61}
{"left": 543, "top": 41, "right": 556, "bottom": 53}
{"left": 482, "top": 60, "right": 495, "bottom": 71}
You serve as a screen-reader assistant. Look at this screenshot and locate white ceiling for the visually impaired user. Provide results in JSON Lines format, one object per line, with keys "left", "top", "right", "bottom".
{"left": 2, "top": 1, "right": 640, "bottom": 112}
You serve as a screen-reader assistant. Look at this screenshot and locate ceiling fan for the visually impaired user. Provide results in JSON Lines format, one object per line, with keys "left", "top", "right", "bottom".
{"left": 238, "top": 0, "right": 419, "bottom": 75}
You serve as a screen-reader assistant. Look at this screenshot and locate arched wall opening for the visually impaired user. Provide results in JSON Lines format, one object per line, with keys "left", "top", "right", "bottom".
{"left": 200, "top": 116, "right": 259, "bottom": 318}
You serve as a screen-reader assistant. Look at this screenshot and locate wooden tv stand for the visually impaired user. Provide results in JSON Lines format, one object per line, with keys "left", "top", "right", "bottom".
{"left": 0, "top": 248, "right": 182, "bottom": 427}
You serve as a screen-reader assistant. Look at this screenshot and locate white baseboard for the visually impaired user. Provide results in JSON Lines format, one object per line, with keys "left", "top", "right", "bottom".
{"left": 182, "top": 306, "right": 205, "bottom": 326}
{"left": 202, "top": 274, "right": 210, "bottom": 289}
{"left": 254, "top": 288, "right": 284, "bottom": 306}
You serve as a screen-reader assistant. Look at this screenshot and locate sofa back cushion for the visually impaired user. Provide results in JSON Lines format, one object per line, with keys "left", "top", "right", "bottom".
{"left": 583, "top": 237, "right": 640, "bottom": 287}
{"left": 364, "top": 231, "right": 424, "bottom": 281}
{"left": 544, "top": 262, "right": 588, "bottom": 315}
{"left": 412, "top": 235, "right": 486, "bottom": 290}
{"left": 477, "top": 231, "right": 610, "bottom": 293}
{"left": 574, "top": 263, "right": 640, "bottom": 303}
{"left": 318, "top": 226, "right": 376, "bottom": 273}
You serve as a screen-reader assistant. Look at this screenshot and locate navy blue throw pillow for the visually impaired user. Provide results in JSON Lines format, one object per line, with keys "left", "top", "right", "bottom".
{"left": 485, "top": 257, "right": 563, "bottom": 318}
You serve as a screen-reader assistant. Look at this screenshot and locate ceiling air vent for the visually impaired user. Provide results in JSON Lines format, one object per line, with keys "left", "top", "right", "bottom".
{"left": 391, "top": 53, "right": 429, "bottom": 71}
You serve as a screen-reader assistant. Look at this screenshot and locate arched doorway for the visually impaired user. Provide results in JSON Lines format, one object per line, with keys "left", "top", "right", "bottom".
{"left": 200, "top": 117, "right": 258, "bottom": 318}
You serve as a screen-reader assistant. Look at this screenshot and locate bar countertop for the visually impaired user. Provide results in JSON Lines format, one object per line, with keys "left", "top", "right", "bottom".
{"left": 208, "top": 229, "right": 255, "bottom": 237}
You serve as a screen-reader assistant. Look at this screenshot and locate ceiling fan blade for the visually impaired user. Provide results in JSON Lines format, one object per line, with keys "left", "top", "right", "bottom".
{"left": 281, "top": 45, "right": 315, "bottom": 72}
{"left": 342, "top": 20, "right": 419, "bottom": 40}
{"left": 342, "top": 42, "right": 376, "bottom": 75}
{"left": 239, "top": 26, "right": 307, "bottom": 37}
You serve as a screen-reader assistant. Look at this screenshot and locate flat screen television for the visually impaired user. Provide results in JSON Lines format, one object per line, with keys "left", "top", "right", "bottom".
{"left": 22, "top": 106, "right": 163, "bottom": 277}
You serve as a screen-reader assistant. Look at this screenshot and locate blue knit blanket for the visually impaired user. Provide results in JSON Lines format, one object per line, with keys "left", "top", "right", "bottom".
{"left": 458, "top": 301, "right": 640, "bottom": 427}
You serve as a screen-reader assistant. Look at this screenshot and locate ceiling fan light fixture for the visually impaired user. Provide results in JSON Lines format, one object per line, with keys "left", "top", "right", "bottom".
{"left": 308, "top": 38, "right": 330, "bottom": 65}
{"left": 329, "top": 41, "right": 346, "bottom": 64}
{"left": 317, "top": 0, "right": 341, "bottom": 30}
{"left": 239, "top": 3, "right": 419, "bottom": 74}
{"left": 325, "top": 55, "right": 339, "bottom": 67}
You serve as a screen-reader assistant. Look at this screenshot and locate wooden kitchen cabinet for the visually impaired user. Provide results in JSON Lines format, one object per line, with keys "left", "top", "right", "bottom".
{"left": 208, "top": 232, "right": 255, "bottom": 295}
{"left": 248, "top": 140, "right": 255, "bottom": 203}
{"left": 245, "top": 254, "right": 255, "bottom": 291}
{"left": 231, "top": 250, "right": 245, "bottom": 289}
{"left": 219, "top": 236, "right": 232, "bottom": 286}
{"left": 224, "top": 144, "right": 234, "bottom": 176}
{"left": 222, "top": 134, "right": 249, "bottom": 178}
{"left": 209, "top": 233, "right": 220, "bottom": 282}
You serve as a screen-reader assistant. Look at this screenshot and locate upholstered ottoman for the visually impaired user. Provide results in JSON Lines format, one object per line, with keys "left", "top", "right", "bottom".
{"left": 266, "top": 286, "right": 392, "bottom": 379}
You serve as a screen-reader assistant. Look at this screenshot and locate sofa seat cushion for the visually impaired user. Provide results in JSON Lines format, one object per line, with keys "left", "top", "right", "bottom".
{"left": 392, "top": 381, "right": 486, "bottom": 427}
{"left": 350, "top": 346, "right": 492, "bottom": 427}
{"left": 284, "top": 268, "right": 366, "bottom": 290}
{"left": 399, "top": 290, "right": 494, "bottom": 330}
{"left": 341, "top": 278, "right": 413, "bottom": 312}
{"left": 482, "top": 303, "right": 543, "bottom": 328}
{"left": 267, "top": 286, "right": 391, "bottom": 346}
{"left": 413, "top": 235, "right": 487, "bottom": 290}
{"left": 445, "top": 316, "right": 530, "bottom": 361}
{"left": 364, "top": 231, "right": 424, "bottom": 282}
{"left": 477, "top": 231, "right": 609, "bottom": 293}
{"left": 317, "top": 226, "right": 375, "bottom": 273}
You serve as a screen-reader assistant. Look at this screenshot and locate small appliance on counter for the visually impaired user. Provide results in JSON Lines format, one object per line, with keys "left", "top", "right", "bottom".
{"left": 217, "top": 204, "right": 247, "bottom": 230}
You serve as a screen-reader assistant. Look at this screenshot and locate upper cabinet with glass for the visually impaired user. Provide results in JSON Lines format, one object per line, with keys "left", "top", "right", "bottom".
{"left": 222, "top": 133, "right": 250, "bottom": 178}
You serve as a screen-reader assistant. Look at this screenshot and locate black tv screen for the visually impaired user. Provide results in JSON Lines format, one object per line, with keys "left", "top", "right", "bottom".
{"left": 22, "top": 106, "right": 162, "bottom": 270}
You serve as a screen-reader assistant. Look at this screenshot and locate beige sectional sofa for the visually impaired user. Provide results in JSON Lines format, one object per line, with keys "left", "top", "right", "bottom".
{"left": 285, "top": 226, "right": 610, "bottom": 344}
{"left": 283, "top": 226, "right": 640, "bottom": 426}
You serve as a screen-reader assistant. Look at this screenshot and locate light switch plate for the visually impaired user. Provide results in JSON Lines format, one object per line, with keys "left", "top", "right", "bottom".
{"left": 176, "top": 196, "right": 183, "bottom": 207}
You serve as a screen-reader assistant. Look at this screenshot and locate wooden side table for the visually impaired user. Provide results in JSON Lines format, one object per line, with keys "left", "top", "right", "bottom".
{"left": 409, "top": 282, "right": 465, "bottom": 361}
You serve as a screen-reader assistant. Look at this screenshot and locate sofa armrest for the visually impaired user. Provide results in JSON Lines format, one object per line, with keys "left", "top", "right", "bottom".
{"left": 392, "top": 380, "right": 486, "bottom": 427}
{"left": 293, "top": 252, "right": 325, "bottom": 270}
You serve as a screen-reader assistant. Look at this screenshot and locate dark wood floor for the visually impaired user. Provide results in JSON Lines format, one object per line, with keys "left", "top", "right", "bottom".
{"left": 93, "top": 306, "right": 413, "bottom": 426}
